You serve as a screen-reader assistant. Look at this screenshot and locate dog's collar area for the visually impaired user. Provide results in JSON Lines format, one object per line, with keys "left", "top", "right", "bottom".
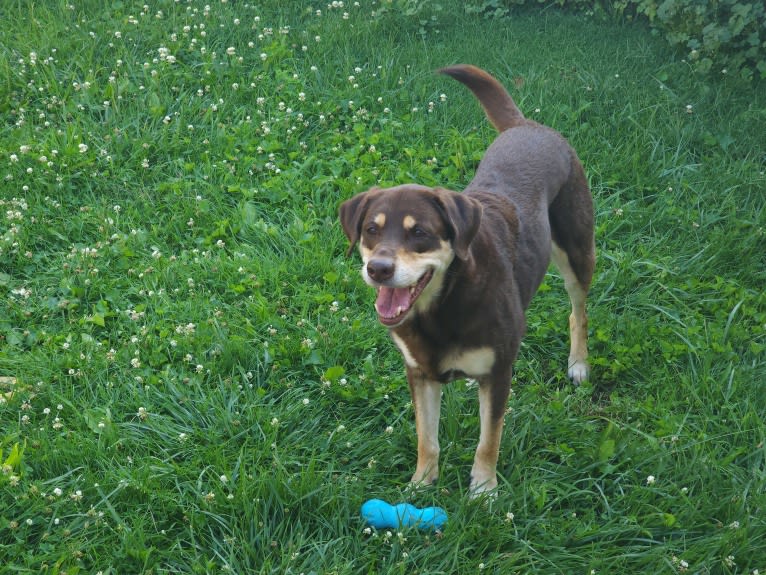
{"left": 375, "top": 269, "right": 434, "bottom": 326}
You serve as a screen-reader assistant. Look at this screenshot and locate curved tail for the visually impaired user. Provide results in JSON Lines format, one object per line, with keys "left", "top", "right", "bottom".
{"left": 439, "top": 64, "right": 524, "bottom": 132}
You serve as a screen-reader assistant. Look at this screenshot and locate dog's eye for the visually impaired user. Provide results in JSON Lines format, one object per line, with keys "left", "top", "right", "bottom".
{"left": 365, "top": 224, "right": 379, "bottom": 236}
{"left": 411, "top": 226, "right": 428, "bottom": 238}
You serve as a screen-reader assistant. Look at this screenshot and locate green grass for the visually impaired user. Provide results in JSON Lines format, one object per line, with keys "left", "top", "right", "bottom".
{"left": 1, "top": 1, "right": 764, "bottom": 573}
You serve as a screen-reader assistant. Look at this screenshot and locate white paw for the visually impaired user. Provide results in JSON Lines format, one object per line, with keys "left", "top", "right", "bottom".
{"left": 469, "top": 469, "right": 498, "bottom": 498}
{"left": 410, "top": 467, "right": 438, "bottom": 490}
{"left": 568, "top": 359, "right": 589, "bottom": 384}
{"left": 469, "top": 481, "right": 498, "bottom": 499}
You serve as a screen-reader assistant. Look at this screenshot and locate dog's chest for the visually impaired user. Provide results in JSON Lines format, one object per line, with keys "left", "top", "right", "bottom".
{"left": 391, "top": 331, "right": 495, "bottom": 382}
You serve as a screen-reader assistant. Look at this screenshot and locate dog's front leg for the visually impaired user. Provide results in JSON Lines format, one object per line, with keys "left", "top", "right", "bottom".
{"left": 407, "top": 368, "right": 441, "bottom": 487}
{"left": 470, "top": 375, "right": 511, "bottom": 496}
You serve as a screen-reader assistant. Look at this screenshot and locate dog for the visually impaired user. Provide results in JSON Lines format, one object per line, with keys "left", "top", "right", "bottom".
{"left": 339, "top": 64, "right": 595, "bottom": 495}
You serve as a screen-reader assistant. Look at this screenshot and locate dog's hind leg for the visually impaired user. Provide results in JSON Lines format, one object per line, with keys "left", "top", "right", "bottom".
{"left": 551, "top": 242, "right": 591, "bottom": 382}
{"left": 549, "top": 157, "right": 594, "bottom": 383}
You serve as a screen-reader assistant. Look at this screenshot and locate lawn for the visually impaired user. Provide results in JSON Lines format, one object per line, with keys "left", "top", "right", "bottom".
{"left": 1, "top": 1, "right": 764, "bottom": 573}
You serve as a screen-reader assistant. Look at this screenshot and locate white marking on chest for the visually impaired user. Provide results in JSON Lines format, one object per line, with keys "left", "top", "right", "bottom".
{"left": 391, "top": 332, "right": 419, "bottom": 368}
{"left": 439, "top": 347, "right": 495, "bottom": 377}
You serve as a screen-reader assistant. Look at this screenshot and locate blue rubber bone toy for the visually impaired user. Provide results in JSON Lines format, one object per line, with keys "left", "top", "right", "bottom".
{"left": 361, "top": 499, "right": 448, "bottom": 531}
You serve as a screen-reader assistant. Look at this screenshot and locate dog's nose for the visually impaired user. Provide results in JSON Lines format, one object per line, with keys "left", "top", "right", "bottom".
{"left": 367, "top": 258, "right": 395, "bottom": 282}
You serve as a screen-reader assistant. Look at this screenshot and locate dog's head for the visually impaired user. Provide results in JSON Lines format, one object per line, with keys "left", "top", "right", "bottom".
{"left": 339, "top": 185, "right": 482, "bottom": 327}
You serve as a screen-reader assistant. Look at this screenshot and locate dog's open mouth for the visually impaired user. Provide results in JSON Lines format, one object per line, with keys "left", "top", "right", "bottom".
{"left": 375, "top": 269, "right": 434, "bottom": 326}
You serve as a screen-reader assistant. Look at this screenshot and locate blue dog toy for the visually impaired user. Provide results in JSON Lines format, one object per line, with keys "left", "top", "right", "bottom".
{"left": 361, "top": 499, "right": 447, "bottom": 531}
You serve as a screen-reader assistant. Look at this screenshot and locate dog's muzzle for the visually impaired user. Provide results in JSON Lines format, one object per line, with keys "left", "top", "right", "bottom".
{"left": 373, "top": 268, "right": 434, "bottom": 327}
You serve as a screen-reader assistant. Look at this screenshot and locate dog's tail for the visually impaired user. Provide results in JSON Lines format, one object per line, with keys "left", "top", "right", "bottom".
{"left": 439, "top": 64, "right": 524, "bottom": 132}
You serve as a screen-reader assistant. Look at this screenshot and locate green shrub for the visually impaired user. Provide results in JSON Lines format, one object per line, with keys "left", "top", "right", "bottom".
{"left": 625, "top": 0, "right": 766, "bottom": 79}
{"left": 465, "top": 0, "right": 766, "bottom": 79}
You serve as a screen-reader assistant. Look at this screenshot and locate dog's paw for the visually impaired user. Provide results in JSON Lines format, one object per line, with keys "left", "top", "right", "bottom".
{"left": 469, "top": 477, "right": 498, "bottom": 499}
{"left": 567, "top": 359, "right": 589, "bottom": 384}
{"left": 409, "top": 468, "right": 439, "bottom": 490}
{"left": 469, "top": 467, "right": 498, "bottom": 498}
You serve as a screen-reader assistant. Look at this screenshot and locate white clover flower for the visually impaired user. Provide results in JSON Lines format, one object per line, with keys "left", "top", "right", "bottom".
{"left": 646, "top": 475, "right": 656, "bottom": 485}
{"left": 78, "top": 143, "right": 88, "bottom": 153}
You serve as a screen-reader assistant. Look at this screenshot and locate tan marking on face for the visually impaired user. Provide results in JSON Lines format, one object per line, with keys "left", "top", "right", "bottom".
{"left": 359, "top": 243, "right": 373, "bottom": 261}
{"left": 403, "top": 215, "right": 417, "bottom": 230}
{"left": 439, "top": 346, "right": 495, "bottom": 378}
{"left": 374, "top": 213, "right": 386, "bottom": 228}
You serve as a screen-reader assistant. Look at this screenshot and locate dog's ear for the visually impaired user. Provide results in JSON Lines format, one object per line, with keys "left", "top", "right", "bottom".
{"left": 432, "top": 188, "right": 483, "bottom": 260}
{"left": 339, "top": 190, "right": 373, "bottom": 256}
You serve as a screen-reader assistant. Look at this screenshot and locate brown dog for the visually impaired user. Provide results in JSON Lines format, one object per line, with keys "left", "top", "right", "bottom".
{"left": 339, "top": 65, "right": 595, "bottom": 495}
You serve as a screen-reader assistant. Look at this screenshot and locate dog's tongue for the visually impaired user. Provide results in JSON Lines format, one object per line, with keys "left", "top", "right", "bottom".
{"left": 375, "top": 287, "right": 411, "bottom": 319}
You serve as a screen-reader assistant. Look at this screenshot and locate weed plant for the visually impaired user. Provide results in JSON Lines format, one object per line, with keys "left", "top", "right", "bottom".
{"left": 0, "top": 1, "right": 764, "bottom": 573}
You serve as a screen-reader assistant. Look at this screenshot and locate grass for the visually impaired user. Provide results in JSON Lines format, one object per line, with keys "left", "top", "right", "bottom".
{"left": 1, "top": 1, "right": 764, "bottom": 573}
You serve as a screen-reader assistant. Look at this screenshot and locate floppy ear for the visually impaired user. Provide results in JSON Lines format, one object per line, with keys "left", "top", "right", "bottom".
{"left": 432, "top": 188, "right": 483, "bottom": 260}
{"left": 339, "top": 191, "right": 372, "bottom": 256}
